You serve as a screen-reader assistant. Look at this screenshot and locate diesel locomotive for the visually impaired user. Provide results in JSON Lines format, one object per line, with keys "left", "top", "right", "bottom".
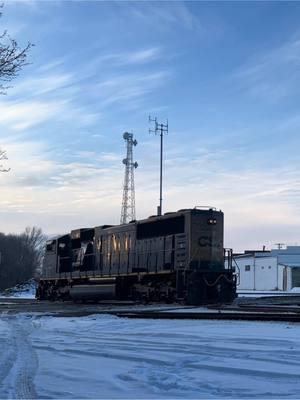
{"left": 37, "top": 207, "right": 236, "bottom": 305}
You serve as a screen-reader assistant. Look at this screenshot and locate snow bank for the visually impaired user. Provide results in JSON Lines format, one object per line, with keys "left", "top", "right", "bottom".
{"left": 0, "top": 279, "right": 36, "bottom": 299}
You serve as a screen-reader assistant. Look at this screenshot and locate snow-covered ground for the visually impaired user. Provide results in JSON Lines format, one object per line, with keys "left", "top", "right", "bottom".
{"left": 0, "top": 314, "right": 300, "bottom": 399}
{"left": 0, "top": 280, "right": 36, "bottom": 299}
{"left": 237, "top": 289, "right": 300, "bottom": 298}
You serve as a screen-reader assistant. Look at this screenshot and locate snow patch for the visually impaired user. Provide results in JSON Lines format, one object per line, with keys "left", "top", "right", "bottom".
{"left": 290, "top": 287, "right": 300, "bottom": 293}
{"left": 0, "top": 279, "right": 36, "bottom": 299}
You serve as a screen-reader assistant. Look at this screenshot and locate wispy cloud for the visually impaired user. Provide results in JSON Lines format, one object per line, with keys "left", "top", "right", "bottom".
{"left": 0, "top": 99, "right": 66, "bottom": 131}
{"left": 95, "top": 47, "right": 162, "bottom": 67}
{"left": 37, "top": 58, "right": 67, "bottom": 73}
{"left": 124, "top": 2, "right": 204, "bottom": 33}
{"left": 0, "top": 97, "right": 101, "bottom": 131}
{"left": 11, "top": 73, "right": 73, "bottom": 97}
{"left": 234, "top": 35, "right": 300, "bottom": 101}
{"left": 95, "top": 71, "right": 170, "bottom": 108}
{"left": 0, "top": 44, "right": 169, "bottom": 132}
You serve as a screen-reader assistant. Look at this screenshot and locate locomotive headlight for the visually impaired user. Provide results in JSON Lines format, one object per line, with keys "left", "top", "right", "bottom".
{"left": 208, "top": 218, "right": 217, "bottom": 225}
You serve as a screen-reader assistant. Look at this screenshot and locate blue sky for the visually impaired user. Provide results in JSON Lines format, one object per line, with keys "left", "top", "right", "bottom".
{"left": 1, "top": 0, "right": 300, "bottom": 250}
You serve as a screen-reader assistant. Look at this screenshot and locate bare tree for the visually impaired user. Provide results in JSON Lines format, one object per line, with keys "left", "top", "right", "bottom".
{"left": 0, "top": 149, "right": 10, "bottom": 172}
{"left": 0, "top": 227, "right": 45, "bottom": 290}
{"left": 0, "top": 5, "right": 33, "bottom": 169}
{"left": 0, "top": 4, "right": 32, "bottom": 93}
{"left": 0, "top": 34, "right": 32, "bottom": 94}
{"left": 22, "top": 226, "right": 46, "bottom": 270}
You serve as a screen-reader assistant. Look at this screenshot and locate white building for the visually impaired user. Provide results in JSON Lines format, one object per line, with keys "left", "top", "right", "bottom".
{"left": 233, "top": 246, "right": 300, "bottom": 293}
{"left": 270, "top": 246, "right": 300, "bottom": 288}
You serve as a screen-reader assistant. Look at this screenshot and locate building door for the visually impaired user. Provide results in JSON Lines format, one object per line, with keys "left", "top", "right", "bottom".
{"left": 291, "top": 268, "right": 300, "bottom": 288}
{"left": 283, "top": 267, "right": 287, "bottom": 291}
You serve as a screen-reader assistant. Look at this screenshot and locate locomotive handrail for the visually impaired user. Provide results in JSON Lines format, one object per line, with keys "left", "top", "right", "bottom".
{"left": 232, "top": 256, "right": 240, "bottom": 286}
{"left": 223, "top": 248, "right": 240, "bottom": 286}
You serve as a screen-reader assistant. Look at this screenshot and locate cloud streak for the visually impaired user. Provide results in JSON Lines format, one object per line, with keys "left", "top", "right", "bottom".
{"left": 124, "top": 2, "right": 204, "bottom": 33}
{"left": 234, "top": 35, "right": 300, "bottom": 102}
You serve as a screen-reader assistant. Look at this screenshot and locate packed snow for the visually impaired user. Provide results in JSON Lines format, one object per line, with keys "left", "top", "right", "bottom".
{"left": 0, "top": 314, "right": 300, "bottom": 399}
{"left": 290, "top": 287, "right": 300, "bottom": 293}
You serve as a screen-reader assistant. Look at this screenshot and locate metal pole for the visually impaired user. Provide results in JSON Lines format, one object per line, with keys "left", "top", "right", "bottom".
{"left": 149, "top": 116, "right": 168, "bottom": 217}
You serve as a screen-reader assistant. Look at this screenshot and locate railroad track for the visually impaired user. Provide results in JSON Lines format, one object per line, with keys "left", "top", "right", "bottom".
{"left": 1, "top": 298, "right": 300, "bottom": 322}
{"left": 114, "top": 310, "right": 300, "bottom": 322}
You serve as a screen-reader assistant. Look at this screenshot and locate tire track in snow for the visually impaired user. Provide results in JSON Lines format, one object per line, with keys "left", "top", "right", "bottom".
{"left": 1, "top": 315, "right": 38, "bottom": 399}
{"left": 0, "top": 318, "right": 17, "bottom": 397}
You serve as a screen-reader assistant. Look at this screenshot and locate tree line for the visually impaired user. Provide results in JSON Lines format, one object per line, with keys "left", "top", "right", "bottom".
{"left": 0, "top": 227, "right": 45, "bottom": 290}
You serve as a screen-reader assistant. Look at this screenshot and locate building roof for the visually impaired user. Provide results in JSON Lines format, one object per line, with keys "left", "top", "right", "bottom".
{"left": 233, "top": 246, "right": 300, "bottom": 268}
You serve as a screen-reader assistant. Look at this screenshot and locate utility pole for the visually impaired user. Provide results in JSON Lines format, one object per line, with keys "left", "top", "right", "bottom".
{"left": 120, "top": 132, "right": 138, "bottom": 224}
{"left": 149, "top": 116, "right": 168, "bottom": 216}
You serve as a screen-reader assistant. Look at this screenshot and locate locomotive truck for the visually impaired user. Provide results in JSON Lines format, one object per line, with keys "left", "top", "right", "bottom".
{"left": 37, "top": 207, "right": 236, "bottom": 305}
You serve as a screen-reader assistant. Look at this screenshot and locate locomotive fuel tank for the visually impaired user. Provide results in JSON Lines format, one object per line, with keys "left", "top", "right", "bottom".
{"left": 69, "top": 279, "right": 116, "bottom": 301}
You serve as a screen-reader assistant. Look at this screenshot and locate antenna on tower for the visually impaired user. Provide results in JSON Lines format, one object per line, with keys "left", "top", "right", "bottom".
{"left": 149, "top": 116, "right": 168, "bottom": 216}
{"left": 120, "top": 132, "right": 138, "bottom": 224}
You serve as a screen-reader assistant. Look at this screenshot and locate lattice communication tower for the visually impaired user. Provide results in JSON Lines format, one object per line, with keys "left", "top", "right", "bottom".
{"left": 120, "top": 132, "right": 138, "bottom": 224}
